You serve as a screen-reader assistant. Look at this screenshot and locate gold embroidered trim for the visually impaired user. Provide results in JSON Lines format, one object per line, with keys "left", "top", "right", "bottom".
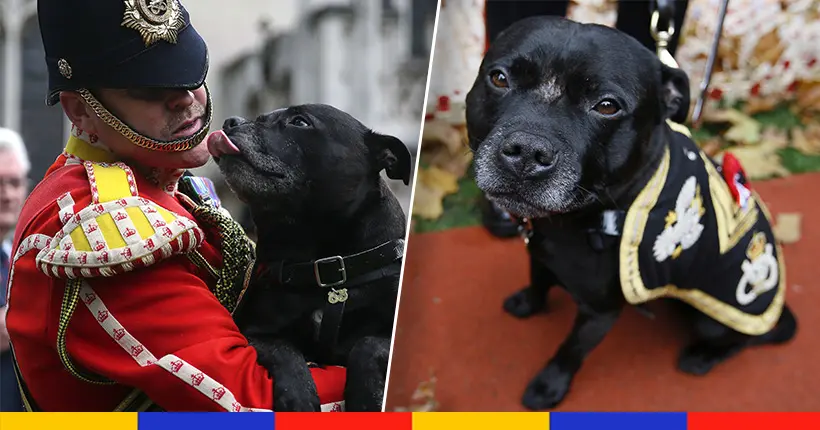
{"left": 666, "top": 119, "right": 691, "bottom": 137}
{"left": 700, "top": 151, "right": 759, "bottom": 254}
{"left": 618, "top": 145, "right": 785, "bottom": 336}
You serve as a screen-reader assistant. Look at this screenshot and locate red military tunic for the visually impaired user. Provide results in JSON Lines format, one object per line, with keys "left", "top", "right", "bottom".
{"left": 4, "top": 130, "right": 346, "bottom": 412}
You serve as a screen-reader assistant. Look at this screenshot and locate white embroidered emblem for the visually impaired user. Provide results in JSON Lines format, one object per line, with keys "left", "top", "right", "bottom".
{"left": 652, "top": 176, "right": 706, "bottom": 262}
{"left": 736, "top": 232, "right": 779, "bottom": 306}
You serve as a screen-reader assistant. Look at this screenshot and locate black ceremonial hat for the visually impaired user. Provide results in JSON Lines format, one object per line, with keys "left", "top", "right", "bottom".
{"left": 38, "top": 0, "right": 209, "bottom": 106}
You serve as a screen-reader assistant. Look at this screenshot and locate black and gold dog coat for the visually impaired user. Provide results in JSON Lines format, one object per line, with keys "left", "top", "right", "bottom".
{"left": 618, "top": 121, "right": 785, "bottom": 336}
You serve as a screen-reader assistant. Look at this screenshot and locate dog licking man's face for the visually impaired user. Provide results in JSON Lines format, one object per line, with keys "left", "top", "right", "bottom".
{"left": 466, "top": 16, "right": 689, "bottom": 218}
{"left": 208, "top": 104, "right": 411, "bottom": 219}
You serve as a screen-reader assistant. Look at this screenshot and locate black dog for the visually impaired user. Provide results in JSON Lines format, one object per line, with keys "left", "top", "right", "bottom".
{"left": 208, "top": 104, "right": 411, "bottom": 412}
{"left": 465, "top": 16, "right": 797, "bottom": 410}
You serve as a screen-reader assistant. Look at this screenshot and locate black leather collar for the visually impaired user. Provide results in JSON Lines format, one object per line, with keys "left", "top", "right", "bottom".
{"left": 253, "top": 238, "right": 405, "bottom": 363}
{"left": 256, "top": 238, "right": 406, "bottom": 290}
{"left": 515, "top": 210, "right": 626, "bottom": 251}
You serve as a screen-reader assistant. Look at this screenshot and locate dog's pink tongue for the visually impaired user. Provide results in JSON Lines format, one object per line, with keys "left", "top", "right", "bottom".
{"left": 207, "top": 130, "right": 240, "bottom": 157}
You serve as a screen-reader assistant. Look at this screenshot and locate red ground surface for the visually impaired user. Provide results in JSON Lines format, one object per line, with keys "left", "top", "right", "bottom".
{"left": 386, "top": 172, "right": 820, "bottom": 412}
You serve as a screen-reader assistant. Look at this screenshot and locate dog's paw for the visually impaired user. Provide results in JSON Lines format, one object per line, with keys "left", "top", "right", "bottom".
{"left": 344, "top": 336, "right": 389, "bottom": 412}
{"left": 504, "top": 286, "right": 546, "bottom": 318}
{"left": 274, "top": 390, "right": 321, "bottom": 412}
{"left": 521, "top": 365, "right": 571, "bottom": 410}
{"left": 677, "top": 342, "right": 740, "bottom": 376}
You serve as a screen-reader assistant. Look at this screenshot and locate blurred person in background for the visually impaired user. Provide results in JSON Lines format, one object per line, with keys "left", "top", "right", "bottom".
{"left": 0, "top": 127, "right": 30, "bottom": 412}
{"left": 479, "top": 0, "right": 690, "bottom": 237}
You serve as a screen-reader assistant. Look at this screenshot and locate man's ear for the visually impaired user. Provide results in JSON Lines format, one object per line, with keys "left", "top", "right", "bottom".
{"left": 60, "top": 91, "right": 99, "bottom": 134}
{"left": 661, "top": 64, "right": 691, "bottom": 124}
{"left": 366, "top": 131, "right": 412, "bottom": 186}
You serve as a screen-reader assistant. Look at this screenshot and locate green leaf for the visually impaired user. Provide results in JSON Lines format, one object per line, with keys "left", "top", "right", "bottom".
{"left": 778, "top": 147, "right": 820, "bottom": 174}
{"left": 752, "top": 105, "right": 802, "bottom": 131}
{"left": 412, "top": 165, "right": 483, "bottom": 233}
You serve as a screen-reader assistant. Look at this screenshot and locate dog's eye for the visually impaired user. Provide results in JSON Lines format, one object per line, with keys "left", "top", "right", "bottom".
{"left": 489, "top": 70, "right": 509, "bottom": 89}
{"left": 288, "top": 116, "right": 311, "bottom": 128}
{"left": 593, "top": 99, "right": 620, "bottom": 116}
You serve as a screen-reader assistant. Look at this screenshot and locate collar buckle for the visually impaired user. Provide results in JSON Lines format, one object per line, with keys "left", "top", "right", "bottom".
{"left": 314, "top": 256, "right": 347, "bottom": 287}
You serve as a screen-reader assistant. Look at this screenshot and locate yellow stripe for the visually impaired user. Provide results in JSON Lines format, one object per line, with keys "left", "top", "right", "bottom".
{"left": 66, "top": 204, "right": 180, "bottom": 253}
{"left": 70, "top": 227, "right": 93, "bottom": 252}
{"left": 158, "top": 207, "right": 177, "bottom": 224}
{"left": 0, "top": 412, "right": 137, "bottom": 430}
{"left": 124, "top": 207, "right": 154, "bottom": 240}
{"left": 97, "top": 213, "right": 128, "bottom": 249}
{"left": 91, "top": 164, "right": 134, "bottom": 203}
{"left": 64, "top": 136, "right": 117, "bottom": 163}
{"left": 412, "top": 412, "right": 550, "bottom": 429}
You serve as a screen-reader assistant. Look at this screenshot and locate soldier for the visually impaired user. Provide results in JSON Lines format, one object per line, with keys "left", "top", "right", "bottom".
{"left": 4, "top": 0, "right": 345, "bottom": 411}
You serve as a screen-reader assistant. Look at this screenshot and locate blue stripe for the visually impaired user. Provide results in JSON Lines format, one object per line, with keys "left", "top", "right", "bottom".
{"left": 137, "top": 412, "right": 275, "bottom": 430}
{"left": 550, "top": 412, "right": 688, "bottom": 430}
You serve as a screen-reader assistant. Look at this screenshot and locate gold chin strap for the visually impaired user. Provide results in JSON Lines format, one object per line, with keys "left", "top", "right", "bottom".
{"left": 650, "top": 9, "right": 679, "bottom": 69}
{"left": 77, "top": 84, "right": 213, "bottom": 153}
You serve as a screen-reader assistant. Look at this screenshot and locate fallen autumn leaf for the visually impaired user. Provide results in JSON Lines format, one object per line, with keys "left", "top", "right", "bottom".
{"left": 773, "top": 212, "right": 802, "bottom": 244}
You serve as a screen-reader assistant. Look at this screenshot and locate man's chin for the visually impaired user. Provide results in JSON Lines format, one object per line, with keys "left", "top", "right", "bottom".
{"left": 167, "top": 141, "right": 212, "bottom": 169}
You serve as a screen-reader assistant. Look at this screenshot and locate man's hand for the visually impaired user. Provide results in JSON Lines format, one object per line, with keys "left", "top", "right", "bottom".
{"left": 1, "top": 305, "right": 10, "bottom": 353}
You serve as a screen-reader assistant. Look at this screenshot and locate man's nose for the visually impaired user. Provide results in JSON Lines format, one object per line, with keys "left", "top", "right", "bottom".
{"left": 0, "top": 180, "right": 11, "bottom": 202}
{"left": 166, "top": 90, "right": 195, "bottom": 111}
{"left": 498, "top": 132, "right": 558, "bottom": 180}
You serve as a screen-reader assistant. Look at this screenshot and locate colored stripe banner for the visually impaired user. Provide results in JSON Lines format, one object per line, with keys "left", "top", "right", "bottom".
{"left": 2, "top": 412, "right": 820, "bottom": 430}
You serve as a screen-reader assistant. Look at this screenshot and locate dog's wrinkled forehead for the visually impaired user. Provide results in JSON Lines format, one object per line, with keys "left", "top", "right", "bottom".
{"left": 485, "top": 17, "right": 658, "bottom": 104}
{"left": 266, "top": 104, "right": 368, "bottom": 138}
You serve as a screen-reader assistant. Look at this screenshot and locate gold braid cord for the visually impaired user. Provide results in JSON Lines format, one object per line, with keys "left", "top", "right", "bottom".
{"left": 189, "top": 204, "right": 255, "bottom": 313}
{"left": 76, "top": 86, "right": 213, "bottom": 153}
{"left": 57, "top": 279, "right": 116, "bottom": 386}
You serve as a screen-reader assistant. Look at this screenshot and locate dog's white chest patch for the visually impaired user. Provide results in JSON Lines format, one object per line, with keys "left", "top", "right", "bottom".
{"left": 536, "top": 77, "right": 562, "bottom": 103}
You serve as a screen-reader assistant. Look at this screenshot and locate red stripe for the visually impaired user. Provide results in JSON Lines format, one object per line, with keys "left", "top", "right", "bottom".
{"left": 688, "top": 413, "right": 820, "bottom": 430}
{"left": 275, "top": 412, "right": 412, "bottom": 429}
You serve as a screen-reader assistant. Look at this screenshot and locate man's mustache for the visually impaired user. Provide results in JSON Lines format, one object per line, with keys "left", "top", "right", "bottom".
{"left": 167, "top": 103, "right": 207, "bottom": 134}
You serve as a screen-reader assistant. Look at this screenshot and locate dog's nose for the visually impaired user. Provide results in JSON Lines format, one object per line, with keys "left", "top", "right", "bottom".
{"left": 223, "top": 116, "right": 247, "bottom": 129}
{"left": 499, "top": 134, "right": 558, "bottom": 179}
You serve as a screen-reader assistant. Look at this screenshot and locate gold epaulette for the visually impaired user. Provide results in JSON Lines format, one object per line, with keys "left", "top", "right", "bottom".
{"left": 33, "top": 161, "right": 204, "bottom": 278}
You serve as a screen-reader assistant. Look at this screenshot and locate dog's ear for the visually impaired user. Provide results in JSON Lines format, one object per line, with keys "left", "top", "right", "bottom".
{"left": 465, "top": 77, "right": 491, "bottom": 151}
{"left": 661, "top": 64, "right": 691, "bottom": 124}
{"left": 366, "top": 131, "right": 412, "bottom": 186}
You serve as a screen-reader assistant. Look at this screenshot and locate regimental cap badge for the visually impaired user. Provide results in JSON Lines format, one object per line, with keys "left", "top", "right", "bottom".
{"left": 121, "top": 0, "right": 186, "bottom": 47}
{"left": 746, "top": 231, "right": 767, "bottom": 260}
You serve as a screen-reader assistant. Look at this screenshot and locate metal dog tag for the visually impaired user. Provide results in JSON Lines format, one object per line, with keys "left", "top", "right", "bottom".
{"left": 328, "top": 288, "right": 349, "bottom": 304}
